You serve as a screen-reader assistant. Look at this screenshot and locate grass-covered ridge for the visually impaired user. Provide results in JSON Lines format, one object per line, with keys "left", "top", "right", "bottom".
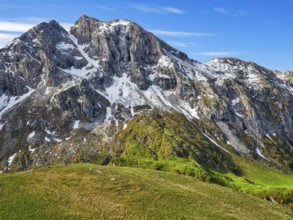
{"left": 108, "top": 111, "right": 293, "bottom": 207}
{"left": 113, "top": 111, "right": 240, "bottom": 175}
{"left": 0, "top": 164, "right": 292, "bottom": 220}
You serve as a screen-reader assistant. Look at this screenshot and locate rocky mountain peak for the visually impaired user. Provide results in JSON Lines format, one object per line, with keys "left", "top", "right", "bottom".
{"left": 0, "top": 15, "right": 292, "bottom": 173}
{"left": 70, "top": 16, "right": 164, "bottom": 64}
{"left": 12, "top": 20, "right": 67, "bottom": 45}
{"left": 75, "top": 15, "right": 100, "bottom": 25}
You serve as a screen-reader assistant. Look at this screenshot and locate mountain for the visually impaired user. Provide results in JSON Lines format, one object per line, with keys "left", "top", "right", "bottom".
{"left": 0, "top": 15, "right": 292, "bottom": 176}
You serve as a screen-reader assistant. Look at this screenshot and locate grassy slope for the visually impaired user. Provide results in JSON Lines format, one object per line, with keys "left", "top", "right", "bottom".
{"left": 110, "top": 111, "right": 293, "bottom": 207}
{"left": 225, "top": 156, "right": 293, "bottom": 206}
{"left": 0, "top": 164, "right": 292, "bottom": 220}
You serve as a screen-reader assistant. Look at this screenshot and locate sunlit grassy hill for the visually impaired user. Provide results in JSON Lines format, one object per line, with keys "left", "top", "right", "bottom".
{"left": 0, "top": 164, "right": 292, "bottom": 220}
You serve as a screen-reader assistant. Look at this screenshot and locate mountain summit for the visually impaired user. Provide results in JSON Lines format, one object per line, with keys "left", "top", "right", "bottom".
{"left": 0, "top": 15, "right": 292, "bottom": 173}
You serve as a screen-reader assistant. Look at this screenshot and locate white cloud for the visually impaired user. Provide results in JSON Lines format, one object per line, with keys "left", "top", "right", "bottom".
{"left": 167, "top": 41, "right": 200, "bottom": 48}
{"left": 150, "top": 30, "right": 216, "bottom": 37}
{"left": 60, "top": 23, "right": 73, "bottom": 31}
{"left": 130, "top": 4, "right": 163, "bottom": 13}
{"left": 0, "top": 21, "right": 36, "bottom": 32}
{"left": 50, "top": 4, "right": 69, "bottom": 10}
{"left": 0, "top": 4, "right": 42, "bottom": 11}
{"left": 0, "top": 33, "right": 18, "bottom": 39}
{"left": 214, "top": 7, "right": 230, "bottom": 15}
{"left": 0, "top": 17, "right": 50, "bottom": 32}
{"left": 0, "top": 17, "right": 72, "bottom": 33}
{"left": 0, "top": 33, "right": 19, "bottom": 48}
{"left": 94, "top": 5, "right": 116, "bottom": 11}
{"left": 162, "top": 7, "right": 184, "bottom": 14}
{"left": 190, "top": 51, "right": 242, "bottom": 57}
{"left": 167, "top": 41, "right": 189, "bottom": 47}
{"left": 130, "top": 4, "right": 184, "bottom": 14}
{"left": 214, "top": 7, "right": 247, "bottom": 17}
{"left": 5, "top": 17, "right": 47, "bottom": 24}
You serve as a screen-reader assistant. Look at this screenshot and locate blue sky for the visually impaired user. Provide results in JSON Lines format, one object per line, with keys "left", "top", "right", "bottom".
{"left": 0, "top": 0, "right": 292, "bottom": 71}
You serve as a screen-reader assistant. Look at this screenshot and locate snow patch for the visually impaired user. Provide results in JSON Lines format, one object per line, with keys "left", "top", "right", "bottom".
{"left": 99, "top": 20, "right": 130, "bottom": 34}
{"left": 45, "top": 129, "right": 52, "bottom": 135}
{"left": 53, "top": 137, "right": 62, "bottom": 143}
{"left": 0, "top": 93, "right": 9, "bottom": 111}
{"left": 68, "top": 34, "right": 101, "bottom": 70}
{"left": 74, "top": 56, "right": 83, "bottom": 60}
{"left": 0, "top": 87, "right": 34, "bottom": 120}
{"left": 123, "top": 123, "right": 128, "bottom": 130}
{"left": 62, "top": 65, "right": 94, "bottom": 78}
{"left": 29, "top": 146, "right": 36, "bottom": 153}
{"left": 231, "top": 98, "right": 240, "bottom": 106}
{"left": 44, "top": 87, "right": 53, "bottom": 95}
{"left": 73, "top": 120, "right": 80, "bottom": 129}
{"left": 177, "top": 100, "right": 200, "bottom": 119}
{"left": 235, "top": 111, "right": 244, "bottom": 118}
{"left": 56, "top": 42, "right": 75, "bottom": 51}
{"left": 202, "top": 59, "right": 237, "bottom": 79}
{"left": 256, "top": 147, "right": 268, "bottom": 160}
{"left": 27, "top": 131, "right": 35, "bottom": 141}
{"left": 110, "top": 19, "right": 130, "bottom": 27}
{"left": 245, "top": 66, "right": 261, "bottom": 85}
{"left": 266, "top": 134, "right": 274, "bottom": 141}
{"left": 32, "top": 38, "right": 39, "bottom": 43}
{"left": 104, "top": 107, "right": 112, "bottom": 123}
{"left": 157, "top": 56, "right": 174, "bottom": 69}
{"left": 103, "top": 73, "right": 147, "bottom": 117}
{"left": 8, "top": 153, "right": 17, "bottom": 166}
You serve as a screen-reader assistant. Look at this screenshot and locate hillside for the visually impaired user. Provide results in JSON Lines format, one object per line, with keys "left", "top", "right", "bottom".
{"left": 0, "top": 164, "right": 292, "bottom": 220}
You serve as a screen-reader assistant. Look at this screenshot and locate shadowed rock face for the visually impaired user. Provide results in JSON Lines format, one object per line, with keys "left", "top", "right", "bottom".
{"left": 0, "top": 15, "right": 292, "bottom": 172}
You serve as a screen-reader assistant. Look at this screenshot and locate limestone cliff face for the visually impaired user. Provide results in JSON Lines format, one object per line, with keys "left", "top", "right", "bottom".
{"left": 70, "top": 15, "right": 187, "bottom": 90}
{"left": 0, "top": 15, "right": 292, "bottom": 172}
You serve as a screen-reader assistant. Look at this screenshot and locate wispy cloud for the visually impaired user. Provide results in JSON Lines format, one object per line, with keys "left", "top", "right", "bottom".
{"left": 162, "top": 6, "right": 184, "bottom": 14}
{"left": 93, "top": 5, "right": 116, "bottom": 11}
{"left": 0, "top": 17, "right": 73, "bottom": 32}
{"left": 150, "top": 30, "right": 217, "bottom": 37}
{"left": 0, "top": 21, "right": 36, "bottom": 32}
{"left": 0, "top": 4, "right": 42, "bottom": 11}
{"left": 130, "top": 4, "right": 163, "bottom": 13}
{"left": 50, "top": 4, "right": 70, "bottom": 10}
{"left": 190, "top": 51, "right": 245, "bottom": 57}
{"left": 167, "top": 41, "right": 201, "bottom": 48}
{"left": 0, "top": 33, "right": 19, "bottom": 48}
{"left": 0, "top": 17, "right": 50, "bottom": 32}
{"left": 60, "top": 23, "right": 73, "bottom": 31}
{"left": 214, "top": 7, "right": 247, "bottom": 17}
{"left": 214, "top": 7, "right": 230, "bottom": 15}
{"left": 130, "top": 4, "right": 184, "bottom": 14}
